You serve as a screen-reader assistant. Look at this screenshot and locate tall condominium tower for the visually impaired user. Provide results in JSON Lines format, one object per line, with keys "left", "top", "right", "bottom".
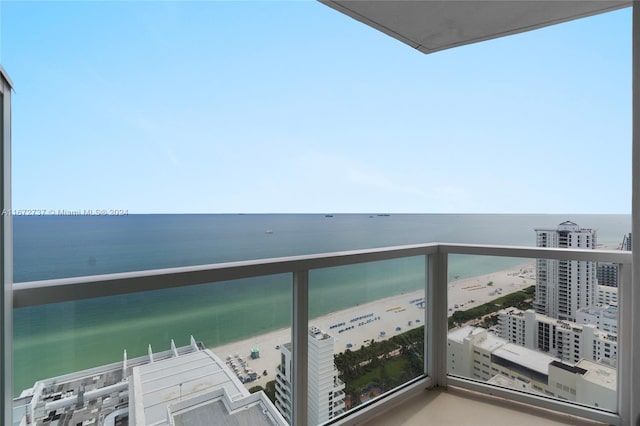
{"left": 622, "top": 233, "right": 632, "bottom": 251}
{"left": 534, "top": 221, "right": 597, "bottom": 321}
{"left": 275, "top": 326, "right": 346, "bottom": 425}
{"left": 596, "top": 262, "right": 618, "bottom": 287}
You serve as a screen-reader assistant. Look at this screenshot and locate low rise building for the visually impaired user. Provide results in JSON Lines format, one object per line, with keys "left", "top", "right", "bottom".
{"left": 548, "top": 359, "right": 616, "bottom": 409}
{"left": 498, "top": 308, "right": 617, "bottom": 366}
{"left": 448, "top": 326, "right": 616, "bottom": 411}
{"left": 575, "top": 304, "right": 618, "bottom": 335}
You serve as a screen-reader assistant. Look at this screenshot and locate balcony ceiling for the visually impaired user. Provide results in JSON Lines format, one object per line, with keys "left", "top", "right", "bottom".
{"left": 320, "top": 0, "right": 631, "bottom": 54}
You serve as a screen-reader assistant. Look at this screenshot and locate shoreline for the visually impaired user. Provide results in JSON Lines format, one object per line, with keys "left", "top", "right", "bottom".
{"left": 210, "top": 262, "right": 535, "bottom": 390}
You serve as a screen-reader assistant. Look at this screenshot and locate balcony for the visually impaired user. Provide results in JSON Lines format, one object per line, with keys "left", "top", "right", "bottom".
{"left": 362, "top": 386, "right": 609, "bottom": 426}
{"left": 9, "top": 242, "right": 632, "bottom": 426}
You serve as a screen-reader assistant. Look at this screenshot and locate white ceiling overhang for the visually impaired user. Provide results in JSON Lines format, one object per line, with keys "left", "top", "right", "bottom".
{"left": 321, "top": 0, "right": 631, "bottom": 54}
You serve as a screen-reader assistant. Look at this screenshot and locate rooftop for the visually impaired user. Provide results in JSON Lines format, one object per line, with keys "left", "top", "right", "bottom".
{"left": 130, "top": 349, "right": 249, "bottom": 425}
{"left": 309, "top": 326, "right": 331, "bottom": 340}
{"left": 550, "top": 360, "right": 588, "bottom": 375}
{"left": 577, "top": 359, "right": 617, "bottom": 391}
{"left": 493, "top": 343, "right": 559, "bottom": 376}
{"left": 447, "top": 326, "right": 486, "bottom": 345}
{"left": 170, "top": 390, "right": 284, "bottom": 426}
{"left": 475, "top": 332, "right": 508, "bottom": 353}
{"left": 13, "top": 339, "right": 286, "bottom": 426}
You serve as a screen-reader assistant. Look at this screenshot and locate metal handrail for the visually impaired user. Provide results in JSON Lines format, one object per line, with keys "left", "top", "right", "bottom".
{"left": 13, "top": 243, "right": 630, "bottom": 308}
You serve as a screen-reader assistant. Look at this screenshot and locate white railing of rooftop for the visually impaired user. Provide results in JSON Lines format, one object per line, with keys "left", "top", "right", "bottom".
{"left": 10, "top": 244, "right": 633, "bottom": 426}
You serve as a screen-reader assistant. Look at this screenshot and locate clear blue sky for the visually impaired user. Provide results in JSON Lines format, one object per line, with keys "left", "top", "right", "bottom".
{"left": 0, "top": 1, "right": 632, "bottom": 214}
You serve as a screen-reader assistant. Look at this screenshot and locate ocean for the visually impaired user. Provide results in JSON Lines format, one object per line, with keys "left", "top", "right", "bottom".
{"left": 11, "top": 214, "right": 630, "bottom": 394}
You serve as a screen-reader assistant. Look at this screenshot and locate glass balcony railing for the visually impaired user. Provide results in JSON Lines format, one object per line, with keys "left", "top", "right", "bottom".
{"left": 10, "top": 243, "right": 631, "bottom": 426}
{"left": 308, "top": 256, "right": 426, "bottom": 422}
{"left": 446, "top": 253, "right": 622, "bottom": 414}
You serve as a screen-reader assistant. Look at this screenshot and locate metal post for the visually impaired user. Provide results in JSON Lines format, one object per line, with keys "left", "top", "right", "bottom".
{"left": 427, "top": 249, "right": 448, "bottom": 387}
{"left": 292, "top": 270, "right": 309, "bottom": 426}
{"left": 424, "top": 255, "right": 429, "bottom": 376}
{"left": 630, "top": 3, "right": 640, "bottom": 424}
{"left": 0, "top": 65, "right": 13, "bottom": 426}
{"left": 618, "top": 262, "right": 632, "bottom": 424}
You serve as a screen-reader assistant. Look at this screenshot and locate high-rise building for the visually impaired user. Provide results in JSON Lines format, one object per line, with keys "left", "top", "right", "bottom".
{"left": 534, "top": 221, "right": 597, "bottom": 321}
{"left": 622, "top": 233, "right": 632, "bottom": 251}
{"left": 597, "top": 262, "right": 618, "bottom": 287}
{"left": 275, "top": 326, "right": 346, "bottom": 425}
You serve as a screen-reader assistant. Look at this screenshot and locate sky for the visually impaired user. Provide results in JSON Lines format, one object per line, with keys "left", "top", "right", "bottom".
{"left": 0, "top": 1, "right": 632, "bottom": 214}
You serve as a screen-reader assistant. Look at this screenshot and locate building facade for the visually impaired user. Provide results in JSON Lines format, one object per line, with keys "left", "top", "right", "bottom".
{"left": 534, "top": 221, "right": 597, "bottom": 321}
{"left": 448, "top": 326, "right": 616, "bottom": 411}
{"left": 275, "top": 327, "right": 345, "bottom": 425}
{"left": 12, "top": 337, "right": 287, "bottom": 426}
{"left": 621, "top": 233, "right": 632, "bottom": 251}
{"left": 597, "top": 263, "right": 618, "bottom": 287}
{"left": 597, "top": 284, "right": 618, "bottom": 306}
{"left": 576, "top": 304, "right": 618, "bottom": 336}
{"left": 497, "top": 308, "right": 618, "bottom": 366}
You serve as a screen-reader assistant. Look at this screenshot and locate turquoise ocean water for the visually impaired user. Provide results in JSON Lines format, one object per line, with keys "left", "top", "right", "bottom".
{"left": 12, "top": 214, "right": 630, "bottom": 394}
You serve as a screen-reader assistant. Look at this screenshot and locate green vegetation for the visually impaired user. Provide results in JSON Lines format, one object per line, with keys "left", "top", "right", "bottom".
{"left": 348, "top": 356, "right": 409, "bottom": 391}
{"left": 334, "top": 326, "right": 424, "bottom": 409}
{"left": 478, "top": 314, "right": 499, "bottom": 329}
{"left": 448, "top": 285, "right": 535, "bottom": 329}
{"left": 267, "top": 286, "right": 535, "bottom": 410}
{"left": 264, "top": 380, "right": 276, "bottom": 403}
{"left": 248, "top": 385, "right": 264, "bottom": 394}
{"left": 487, "top": 281, "right": 494, "bottom": 286}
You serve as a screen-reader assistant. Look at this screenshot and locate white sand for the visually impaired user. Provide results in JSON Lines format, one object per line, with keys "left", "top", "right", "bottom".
{"left": 210, "top": 262, "right": 535, "bottom": 390}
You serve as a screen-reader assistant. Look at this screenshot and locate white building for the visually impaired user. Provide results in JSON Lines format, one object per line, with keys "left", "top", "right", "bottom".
{"left": 597, "top": 284, "right": 618, "bottom": 306}
{"left": 548, "top": 359, "right": 616, "bottom": 410}
{"left": 621, "top": 233, "right": 632, "bottom": 251}
{"left": 12, "top": 337, "right": 287, "bottom": 426}
{"left": 534, "top": 221, "right": 597, "bottom": 321}
{"left": 596, "top": 262, "right": 618, "bottom": 287}
{"left": 275, "top": 326, "right": 346, "bottom": 425}
{"left": 498, "top": 308, "right": 618, "bottom": 366}
{"left": 576, "top": 304, "right": 618, "bottom": 335}
{"left": 448, "top": 326, "right": 616, "bottom": 411}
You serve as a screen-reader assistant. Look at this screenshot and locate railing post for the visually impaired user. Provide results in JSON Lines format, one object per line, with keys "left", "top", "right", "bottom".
{"left": 0, "top": 66, "right": 13, "bottom": 426}
{"left": 618, "top": 262, "right": 632, "bottom": 424}
{"left": 427, "top": 249, "right": 448, "bottom": 387}
{"left": 292, "top": 270, "right": 309, "bottom": 426}
{"left": 631, "top": 1, "right": 640, "bottom": 424}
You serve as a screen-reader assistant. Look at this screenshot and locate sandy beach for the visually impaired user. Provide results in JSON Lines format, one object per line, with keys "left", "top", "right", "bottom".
{"left": 211, "top": 262, "right": 535, "bottom": 390}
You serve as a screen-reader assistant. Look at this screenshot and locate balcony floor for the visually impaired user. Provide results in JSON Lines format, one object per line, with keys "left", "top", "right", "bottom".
{"left": 363, "top": 386, "right": 608, "bottom": 426}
